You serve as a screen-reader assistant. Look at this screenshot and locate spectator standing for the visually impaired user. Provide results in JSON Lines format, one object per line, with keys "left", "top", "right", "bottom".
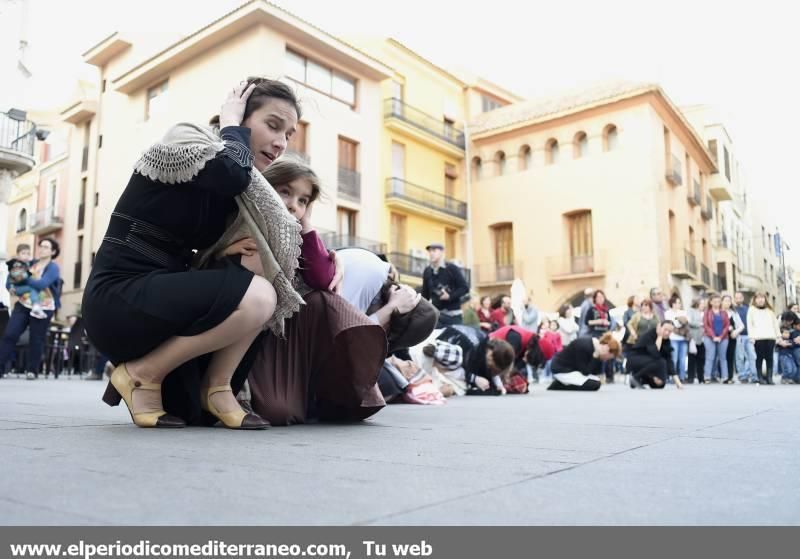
{"left": 578, "top": 288, "right": 594, "bottom": 337}
{"left": 421, "top": 242, "right": 469, "bottom": 328}
{"left": 703, "top": 294, "right": 730, "bottom": 384}
{"left": 650, "top": 287, "right": 667, "bottom": 322}
{"left": 722, "top": 295, "right": 744, "bottom": 384}
{"left": 733, "top": 292, "right": 757, "bottom": 383}
{"left": 557, "top": 304, "right": 579, "bottom": 347}
{"left": 664, "top": 294, "right": 689, "bottom": 382}
{"left": 747, "top": 292, "right": 779, "bottom": 385}
{"left": 584, "top": 290, "right": 611, "bottom": 338}
{"left": 686, "top": 297, "right": 707, "bottom": 383}
{"left": 519, "top": 295, "right": 540, "bottom": 332}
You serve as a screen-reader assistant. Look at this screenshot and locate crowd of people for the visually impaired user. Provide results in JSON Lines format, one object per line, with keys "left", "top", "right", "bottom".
{"left": 2, "top": 77, "right": 798, "bottom": 431}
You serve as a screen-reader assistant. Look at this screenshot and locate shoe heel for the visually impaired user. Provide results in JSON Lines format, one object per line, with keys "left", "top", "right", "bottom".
{"left": 102, "top": 382, "right": 122, "bottom": 406}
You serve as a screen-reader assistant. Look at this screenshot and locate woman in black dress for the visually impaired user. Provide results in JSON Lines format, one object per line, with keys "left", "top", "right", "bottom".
{"left": 83, "top": 79, "right": 302, "bottom": 429}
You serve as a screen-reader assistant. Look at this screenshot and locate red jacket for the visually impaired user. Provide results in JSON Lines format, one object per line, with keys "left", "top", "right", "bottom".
{"left": 490, "top": 325, "right": 557, "bottom": 362}
{"left": 703, "top": 309, "right": 730, "bottom": 339}
{"left": 490, "top": 308, "right": 510, "bottom": 327}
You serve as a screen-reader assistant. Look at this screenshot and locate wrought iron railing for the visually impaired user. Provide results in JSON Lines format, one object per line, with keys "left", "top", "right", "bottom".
{"left": 317, "top": 232, "right": 386, "bottom": 255}
{"left": 702, "top": 196, "right": 713, "bottom": 220}
{"left": 666, "top": 154, "right": 682, "bottom": 185}
{"left": 387, "top": 251, "right": 471, "bottom": 285}
{"left": 0, "top": 111, "right": 36, "bottom": 157}
{"left": 688, "top": 179, "right": 701, "bottom": 206}
{"left": 29, "top": 207, "right": 63, "bottom": 232}
{"left": 385, "top": 178, "right": 467, "bottom": 219}
{"left": 384, "top": 98, "right": 465, "bottom": 149}
{"left": 337, "top": 167, "right": 360, "bottom": 202}
{"left": 701, "top": 264, "right": 710, "bottom": 287}
{"left": 684, "top": 249, "right": 697, "bottom": 276}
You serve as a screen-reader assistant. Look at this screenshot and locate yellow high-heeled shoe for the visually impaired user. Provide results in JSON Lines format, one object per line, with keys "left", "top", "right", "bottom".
{"left": 102, "top": 363, "right": 185, "bottom": 428}
{"left": 201, "top": 386, "right": 270, "bottom": 430}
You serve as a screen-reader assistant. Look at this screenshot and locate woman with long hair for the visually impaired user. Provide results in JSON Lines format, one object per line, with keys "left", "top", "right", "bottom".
{"left": 686, "top": 297, "right": 707, "bottom": 383}
{"left": 703, "top": 293, "right": 730, "bottom": 384}
{"left": 747, "top": 292, "right": 780, "bottom": 385}
{"left": 584, "top": 289, "right": 611, "bottom": 338}
{"left": 721, "top": 294, "right": 744, "bottom": 384}
{"left": 83, "top": 78, "right": 305, "bottom": 429}
{"left": 664, "top": 294, "right": 689, "bottom": 382}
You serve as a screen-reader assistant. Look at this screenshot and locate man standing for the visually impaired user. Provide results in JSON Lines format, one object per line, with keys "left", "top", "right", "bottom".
{"left": 520, "top": 295, "right": 540, "bottom": 332}
{"left": 422, "top": 242, "right": 469, "bottom": 328}
{"left": 650, "top": 287, "right": 667, "bottom": 322}
{"left": 734, "top": 292, "right": 757, "bottom": 383}
{"left": 578, "top": 288, "right": 594, "bottom": 337}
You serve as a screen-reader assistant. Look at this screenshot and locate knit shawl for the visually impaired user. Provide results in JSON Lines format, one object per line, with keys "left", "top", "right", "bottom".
{"left": 134, "top": 122, "right": 304, "bottom": 337}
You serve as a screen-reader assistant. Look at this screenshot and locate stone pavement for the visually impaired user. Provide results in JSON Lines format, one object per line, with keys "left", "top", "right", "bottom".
{"left": 0, "top": 376, "right": 798, "bottom": 525}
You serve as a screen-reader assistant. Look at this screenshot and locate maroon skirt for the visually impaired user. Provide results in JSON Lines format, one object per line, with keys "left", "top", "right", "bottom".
{"left": 248, "top": 290, "right": 388, "bottom": 426}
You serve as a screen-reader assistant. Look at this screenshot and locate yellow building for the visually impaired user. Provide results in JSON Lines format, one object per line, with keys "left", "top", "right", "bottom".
{"left": 467, "top": 81, "right": 719, "bottom": 310}
{"left": 57, "top": 0, "right": 393, "bottom": 312}
{"left": 348, "top": 38, "right": 520, "bottom": 285}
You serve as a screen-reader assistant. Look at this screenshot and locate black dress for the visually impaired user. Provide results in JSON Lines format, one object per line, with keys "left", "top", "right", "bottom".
{"left": 82, "top": 126, "right": 256, "bottom": 422}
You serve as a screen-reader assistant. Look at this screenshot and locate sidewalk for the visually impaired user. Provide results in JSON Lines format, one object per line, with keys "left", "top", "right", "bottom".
{"left": 1, "top": 377, "right": 798, "bottom": 525}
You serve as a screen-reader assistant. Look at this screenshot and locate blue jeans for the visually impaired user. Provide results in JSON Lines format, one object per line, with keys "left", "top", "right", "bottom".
{"left": 779, "top": 354, "right": 799, "bottom": 381}
{"left": 671, "top": 339, "right": 688, "bottom": 381}
{"left": 703, "top": 336, "right": 729, "bottom": 381}
{"left": 736, "top": 335, "right": 757, "bottom": 381}
{"left": 0, "top": 302, "right": 54, "bottom": 376}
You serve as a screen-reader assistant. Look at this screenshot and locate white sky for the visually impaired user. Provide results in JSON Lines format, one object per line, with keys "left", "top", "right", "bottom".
{"left": 1, "top": 0, "right": 798, "bottom": 266}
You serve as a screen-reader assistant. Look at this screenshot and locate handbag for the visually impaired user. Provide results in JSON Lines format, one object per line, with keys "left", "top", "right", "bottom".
{"left": 689, "top": 339, "right": 698, "bottom": 355}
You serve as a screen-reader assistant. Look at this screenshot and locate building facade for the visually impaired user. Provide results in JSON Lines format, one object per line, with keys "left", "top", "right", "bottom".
{"left": 466, "top": 82, "right": 719, "bottom": 310}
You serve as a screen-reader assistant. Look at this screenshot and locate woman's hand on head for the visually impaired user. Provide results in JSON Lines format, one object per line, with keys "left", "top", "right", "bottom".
{"left": 388, "top": 284, "right": 421, "bottom": 314}
{"left": 327, "top": 250, "right": 344, "bottom": 295}
{"left": 219, "top": 81, "right": 257, "bottom": 129}
{"left": 223, "top": 237, "right": 258, "bottom": 258}
{"left": 299, "top": 201, "right": 314, "bottom": 234}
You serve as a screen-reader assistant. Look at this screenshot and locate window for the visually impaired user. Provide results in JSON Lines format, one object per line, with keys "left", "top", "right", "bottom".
{"left": 546, "top": 139, "right": 559, "bottom": 165}
{"left": 287, "top": 121, "right": 308, "bottom": 157}
{"left": 471, "top": 157, "right": 482, "bottom": 180}
{"left": 723, "top": 146, "right": 731, "bottom": 181}
{"left": 74, "top": 235, "right": 84, "bottom": 290}
{"left": 146, "top": 80, "right": 169, "bottom": 120}
{"left": 47, "top": 178, "right": 57, "bottom": 213}
{"left": 495, "top": 151, "right": 506, "bottom": 176}
{"left": 493, "top": 224, "right": 514, "bottom": 267}
{"left": 338, "top": 137, "right": 358, "bottom": 171}
{"left": 574, "top": 132, "right": 588, "bottom": 159}
{"left": 568, "top": 211, "right": 594, "bottom": 273}
{"left": 481, "top": 95, "right": 503, "bottom": 113}
{"left": 16, "top": 209, "right": 27, "bottom": 233}
{"left": 337, "top": 207, "right": 357, "bottom": 238}
{"left": 443, "top": 117, "right": 455, "bottom": 140}
{"left": 445, "top": 164, "right": 457, "bottom": 199}
{"left": 519, "top": 145, "right": 532, "bottom": 171}
{"left": 286, "top": 49, "right": 357, "bottom": 107}
{"left": 604, "top": 125, "right": 618, "bottom": 151}
{"left": 78, "top": 177, "right": 87, "bottom": 229}
{"left": 446, "top": 228, "right": 457, "bottom": 260}
{"left": 94, "top": 192, "right": 99, "bottom": 207}
{"left": 708, "top": 139, "right": 718, "bottom": 165}
{"left": 338, "top": 137, "right": 359, "bottom": 201}
{"left": 390, "top": 212, "right": 407, "bottom": 253}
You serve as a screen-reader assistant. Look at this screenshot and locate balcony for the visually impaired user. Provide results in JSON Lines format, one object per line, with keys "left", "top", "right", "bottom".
{"left": 337, "top": 167, "right": 360, "bottom": 202}
{"left": 738, "top": 272, "right": 762, "bottom": 293}
{"left": 701, "top": 196, "right": 713, "bottom": 221}
{"left": 672, "top": 248, "right": 697, "bottom": 279}
{"left": 29, "top": 207, "right": 64, "bottom": 235}
{"left": 666, "top": 154, "right": 682, "bottom": 186}
{"left": 547, "top": 251, "right": 606, "bottom": 281}
{"left": 473, "top": 261, "right": 521, "bottom": 286}
{"left": 707, "top": 172, "right": 734, "bottom": 201}
{"left": 693, "top": 263, "right": 711, "bottom": 289}
{"left": 687, "top": 179, "right": 701, "bottom": 206}
{"left": 385, "top": 178, "right": 468, "bottom": 224}
{"left": 387, "top": 252, "right": 471, "bottom": 285}
{"left": 0, "top": 111, "right": 37, "bottom": 202}
{"left": 714, "top": 234, "right": 736, "bottom": 263}
{"left": 61, "top": 100, "right": 97, "bottom": 125}
{"left": 317, "top": 231, "right": 386, "bottom": 255}
{"left": 384, "top": 98, "right": 465, "bottom": 156}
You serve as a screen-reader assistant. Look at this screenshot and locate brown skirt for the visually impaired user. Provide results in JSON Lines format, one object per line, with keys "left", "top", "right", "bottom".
{"left": 248, "top": 290, "right": 388, "bottom": 426}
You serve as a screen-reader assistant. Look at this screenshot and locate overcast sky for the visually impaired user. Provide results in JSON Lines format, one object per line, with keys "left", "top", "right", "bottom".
{"left": 1, "top": 0, "right": 797, "bottom": 266}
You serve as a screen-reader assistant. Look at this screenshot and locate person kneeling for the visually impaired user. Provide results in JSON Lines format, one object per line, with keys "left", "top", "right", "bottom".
{"left": 547, "top": 333, "right": 620, "bottom": 391}
{"left": 626, "top": 321, "right": 684, "bottom": 389}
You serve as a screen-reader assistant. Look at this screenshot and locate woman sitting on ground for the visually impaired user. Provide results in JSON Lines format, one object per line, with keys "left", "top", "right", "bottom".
{"left": 627, "top": 321, "right": 684, "bottom": 389}
{"left": 546, "top": 333, "right": 620, "bottom": 391}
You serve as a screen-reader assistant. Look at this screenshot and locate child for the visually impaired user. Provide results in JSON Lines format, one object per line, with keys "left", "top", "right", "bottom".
{"left": 777, "top": 325, "right": 798, "bottom": 384}
{"left": 792, "top": 317, "right": 800, "bottom": 383}
{"left": 5, "top": 244, "right": 47, "bottom": 319}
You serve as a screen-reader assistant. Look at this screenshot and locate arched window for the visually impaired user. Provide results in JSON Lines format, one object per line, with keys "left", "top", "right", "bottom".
{"left": 471, "top": 156, "right": 483, "bottom": 180}
{"left": 495, "top": 151, "right": 506, "bottom": 176}
{"left": 546, "top": 138, "right": 559, "bottom": 165}
{"left": 16, "top": 209, "right": 27, "bottom": 233}
{"left": 519, "top": 145, "right": 532, "bottom": 171}
{"left": 603, "top": 124, "right": 619, "bottom": 151}
{"left": 573, "top": 132, "right": 588, "bottom": 159}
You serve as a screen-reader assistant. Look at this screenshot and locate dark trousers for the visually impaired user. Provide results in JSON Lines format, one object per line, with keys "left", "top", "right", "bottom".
{"left": 628, "top": 355, "right": 668, "bottom": 389}
{"left": 0, "top": 303, "right": 54, "bottom": 377}
{"left": 726, "top": 337, "right": 737, "bottom": 380}
{"left": 687, "top": 343, "right": 706, "bottom": 382}
{"left": 754, "top": 339, "right": 775, "bottom": 382}
{"left": 436, "top": 313, "right": 463, "bottom": 329}
{"left": 547, "top": 378, "right": 602, "bottom": 391}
